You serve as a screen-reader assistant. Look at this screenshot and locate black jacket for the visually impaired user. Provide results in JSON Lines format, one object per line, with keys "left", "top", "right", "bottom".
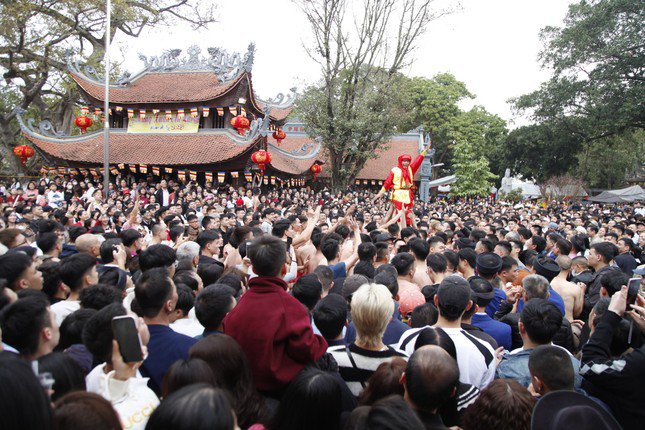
{"left": 581, "top": 311, "right": 645, "bottom": 430}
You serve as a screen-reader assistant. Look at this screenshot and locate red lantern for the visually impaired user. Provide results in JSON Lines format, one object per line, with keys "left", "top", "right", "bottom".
{"left": 251, "top": 150, "right": 272, "bottom": 173}
{"left": 310, "top": 163, "right": 322, "bottom": 181}
{"left": 74, "top": 115, "right": 93, "bottom": 134}
{"left": 13, "top": 145, "right": 35, "bottom": 165}
{"left": 230, "top": 115, "right": 250, "bottom": 135}
{"left": 272, "top": 129, "right": 286, "bottom": 144}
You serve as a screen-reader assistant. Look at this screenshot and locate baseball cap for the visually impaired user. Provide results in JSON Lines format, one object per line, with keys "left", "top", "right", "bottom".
{"left": 437, "top": 275, "right": 471, "bottom": 311}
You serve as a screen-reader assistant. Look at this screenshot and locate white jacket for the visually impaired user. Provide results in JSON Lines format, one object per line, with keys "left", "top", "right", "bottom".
{"left": 86, "top": 364, "right": 159, "bottom": 430}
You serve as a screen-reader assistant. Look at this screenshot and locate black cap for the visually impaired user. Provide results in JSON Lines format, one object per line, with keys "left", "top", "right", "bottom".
{"left": 375, "top": 233, "right": 394, "bottom": 242}
{"left": 531, "top": 391, "right": 621, "bottom": 430}
{"left": 437, "top": 275, "right": 471, "bottom": 310}
{"left": 455, "top": 237, "right": 475, "bottom": 250}
{"left": 534, "top": 257, "right": 561, "bottom": 282}
{"left": 476, "top": 252, "right": 503, "bottom": 277}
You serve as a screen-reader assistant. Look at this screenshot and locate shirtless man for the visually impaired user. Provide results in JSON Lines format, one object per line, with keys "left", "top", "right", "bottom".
{"left": 409, "top": 238, "right": 432, "bottom": 287}
{"left": 551, "top": 255, "right": 583, "bottom": 322}
{"left": 392, "top": 253, "right": 421, "bottom": 293}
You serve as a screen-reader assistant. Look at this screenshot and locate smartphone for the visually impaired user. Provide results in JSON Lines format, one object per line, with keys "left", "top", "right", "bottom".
{"left": 111, "top": 316, "right": 143, "bottom": 363}
{"left": 627, "top": 278, "right": 640, "bottom": 306}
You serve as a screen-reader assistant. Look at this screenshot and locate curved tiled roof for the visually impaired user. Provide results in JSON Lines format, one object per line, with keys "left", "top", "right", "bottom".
{"left": 266, "top": 135, "right": 320, "bottom": 175}
{"left": 70, "top": 70, "right": 245, "bottom": 104}
{"left": 24, "top": 131, "right": 260, "bottom": 166}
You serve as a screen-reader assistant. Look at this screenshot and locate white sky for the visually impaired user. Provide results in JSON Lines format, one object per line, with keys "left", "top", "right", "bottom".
{"left": 114, "top": 0, "right": 574, "bottom": 129}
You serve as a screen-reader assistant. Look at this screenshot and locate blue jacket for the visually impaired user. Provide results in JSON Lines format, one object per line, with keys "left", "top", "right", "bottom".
{"left": 141, "top": 324, "right": 198, "bottom": 395}
{"left": 472, "top": 313, "right": 512, "bottom": 351}
{"left": 485, "top": 288, "right": 507, "bottom": 318}
{"left": 496, "top": 346, "right": 582, "bottom": 388}
{"left": 517, "top": 287, "right": 566, "bottom": 316}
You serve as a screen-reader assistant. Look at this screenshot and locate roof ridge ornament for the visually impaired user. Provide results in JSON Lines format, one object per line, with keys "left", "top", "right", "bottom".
{"left": 258, "top": 87, "right": 297, "bottom": 109}
{"left": 14, "top": 108, "right": 67, "bottom": 138}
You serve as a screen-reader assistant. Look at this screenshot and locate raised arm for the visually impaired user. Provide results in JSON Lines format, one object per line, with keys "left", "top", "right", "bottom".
{"left": 292, "top": 205, "right": 322, "bottom": 248}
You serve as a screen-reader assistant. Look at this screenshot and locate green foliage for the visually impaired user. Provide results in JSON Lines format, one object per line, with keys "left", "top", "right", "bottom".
{"left": 0, "top": 0, "right": 215, "bottom": 174}
{"left": 499, "top": 188, "right": 524, "bottom": 203}
{"left": 514, "top": 0, "right": 644, "bottom": 139}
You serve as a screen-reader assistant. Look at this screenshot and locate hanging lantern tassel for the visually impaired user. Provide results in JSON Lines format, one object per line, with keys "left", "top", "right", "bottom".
{"left": 127, "top": 108, "right": 134, "bottom": 118}
{"left": 166, "top": 110, "right": 172, "bottom": 121}
{"left": 94, "top": 107, "right": 102, "bottom": 117}
{"left": 202, "top": 107, "right": 210, "bottom": 117}
{"left": 139, "top": 110, "right": 146, "bottom": 121}
{"left": 81, "top": 106, "right": 89, "bottom": 115}
{"left": 310, "top": 164, "right": 322, "bottom": 181}
{"left": 190, "top": 107, "right": 198, "bottom": 118}
{"left": 272, "top": 129, "right": 286, "bottom": 145}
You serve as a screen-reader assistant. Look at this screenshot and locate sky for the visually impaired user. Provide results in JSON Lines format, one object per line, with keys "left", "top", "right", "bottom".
{"left": 114, "top": 0, "right": 575, "bottom": 129}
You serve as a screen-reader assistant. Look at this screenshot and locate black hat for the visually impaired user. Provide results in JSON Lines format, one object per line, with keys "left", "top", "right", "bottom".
{"left": 437, "top": 275, "right": 471, "bottom": 310}
{"left": 476, "top": 252, "right": 503, "bottom": 277}
{"left": 375, "top": 233, "right": 394, "bottom": 243}
{"left": 531, "top": 391, "right": 621, "bottom": 430}
{"left": 455, "top": 237, "right": 475, "bottom": 250}
{"left": 534, "top": 257, "right": 561, "bottom": 282}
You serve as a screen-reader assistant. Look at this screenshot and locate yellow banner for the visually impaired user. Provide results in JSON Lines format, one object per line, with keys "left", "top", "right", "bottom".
{"left": 127, "top": 114, "right": 199, "bottom": 134}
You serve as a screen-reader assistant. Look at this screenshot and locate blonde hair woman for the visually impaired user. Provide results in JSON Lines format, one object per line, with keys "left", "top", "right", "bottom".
{"left": 328, "top": 283, "right": 408, "bottom": 397}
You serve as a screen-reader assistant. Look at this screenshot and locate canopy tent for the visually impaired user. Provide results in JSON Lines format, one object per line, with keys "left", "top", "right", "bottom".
{"left": 427, "top": 175, "right": 456, "bottom": 187}
{"left": 589, "top": 185, "right": 645, "bottom": 203}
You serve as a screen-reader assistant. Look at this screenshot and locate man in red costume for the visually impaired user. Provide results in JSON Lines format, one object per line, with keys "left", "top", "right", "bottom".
{"left": 373, "top": 146, "right": 430, "bottom": 224}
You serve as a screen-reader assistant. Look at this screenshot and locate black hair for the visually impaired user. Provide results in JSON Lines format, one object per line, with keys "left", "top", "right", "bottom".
{"left": 313, "top": 265, "right": 334, "bottom": 293}
{"left": 197, "top": 263, "right": 224, "bottom": 286}
{"left": 600, "top": 269, "right": 629, "bottom": 297}
{"left": 590, "top": 241, "right": 619, "bottom": 265}
{"left": 591, "top": 298, "right": 632, "bottom": 356}
{"left": 531, "top": 236, "right": 547, "bottom": 253}
{"left": 59, "top": 253, "right": 97, "bottom": 292}
{"left": 174, "top": 271, "right": 200, "bottom": 293}
{"left": 37, "top": 232, "right": 60, "bottom": 255}
{"left": 99, "top": 238, "right": 123, "bottom": 264}
{"left": 520, "top": 299, "right": 562, "bottom": 344}
{"left": 391, "top": 253, "right": 415, "bottom": 277}
{"left": 354, "top": 260, "right": 376, "bottom": 279}
{"left": 174, "top": 283, "right": 194, "bottom": 317}
{"left": 442, "top": 250, "right": 459, "bottom": 272}
{"left": 0, "top": 353, "right": 54, "bottom": 430}
{"left": 134, "top": 267, "right": 174, "bottom": 318}
{"left": 321, "top": 238, "right": 340, "bottom": 262}
{"left": 138, "top": 244, "right": 176, "bottom": 272}
{"left": 375, "top": 242, "right": 389, "bottom": 262}
{"left": 495, "top": 241, "right": 512, "bottom": 255}
{"left": 313, "top": 294, "right": 348, "bottom": 340}
{"left": 0, "top": 295, "right": 52, "bottom": 357}
{"left": 272, "top": 369, "right": 342, "bottom": 430}
{"left": 194, "top": 284, "right": 236, "bottom": 331}
{"left": 501, "top": 255, "right": 517, "bottom": 272}
{"left": 374, "top": 271, "right": 399, "bottom": 299}
{"left": 146, "top": 384, "right": 236, "bottom": 430}
{"left": 68, "top": 226, "right": 88, "bottom": 243}
{"left": 477, "top": 239, "right": 494, "bottom": 253}
{"left": 161, "top": 358, "right": 218, "bottom": 399}
{"left": 426, "top": 253, "right": 447, "bottom": 273}
{"left": 400, "top": 227, "right": 418, "bottom": 241}
{"left": 0, "top": 252, "right": 33, "bottom": 290}
{"left": 358, "top": 242, "right": 377, "bottom": 261}
{"left": 82, "top": 303, "right": 127, "bottom": 363}
{"left": 79, "top": 284, "right": 122, "bottom": 310}
{"left": 528, "top": 345, "right": 574, "bottom": 392}
{"left": 408, "top": 238, "right": 429, "bottom": 261}
{"left": 38, "top": 352, "right": 86, "bottom": 401}
{"left": 292, "top": 274, "right": 323, "bottom": 311}
{"left": 39, "top": 260, "right": 63, "bottom": 302}
{"left": 468, "top": 276, "right": 494, "bottom": 308}
{"left": 365, "top": 395, "right": 425, "bottom": 430}
{"left": 247, "top": 235, "right": 286, "bottom": 277}
{"left": 196, "top": 229, "right": 221, "bottom": 250}
{"left": 56, "top": 308, "right": 96, "bottom": 351}
{"left": 119, "top": 229, "right": 141, "bottom": 247}
{"left": 410, "top": 303, "right": 439, "bottom": 328}
{"left": 457, "top": 248, "right": 477, "bottom": 269}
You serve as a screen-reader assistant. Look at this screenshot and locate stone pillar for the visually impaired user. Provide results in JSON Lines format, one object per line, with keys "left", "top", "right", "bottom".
{"left": 418, "top": 149, "right": 435, "bottom": 202}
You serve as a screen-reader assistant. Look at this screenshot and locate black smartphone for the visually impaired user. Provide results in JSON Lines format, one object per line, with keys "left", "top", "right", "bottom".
{"left": 111, "top": 316, "right": 143, "bottom": 363}
{"left": 627, "top": 278, "right": 640, "bottom": 306}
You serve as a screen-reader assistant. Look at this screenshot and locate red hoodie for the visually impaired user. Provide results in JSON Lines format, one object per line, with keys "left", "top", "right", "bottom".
{"left": 223, "top": 276, "right": 327, "bottom": 392}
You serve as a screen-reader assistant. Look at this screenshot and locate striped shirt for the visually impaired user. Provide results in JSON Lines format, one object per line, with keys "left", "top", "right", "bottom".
{"left": 328, "top": 343, "right": 408, "bottom": 397}
{"left": 394, "top": 326, "right": 496, "bottom": 390}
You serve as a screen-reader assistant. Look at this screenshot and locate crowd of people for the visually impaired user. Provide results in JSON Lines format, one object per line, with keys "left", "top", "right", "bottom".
{"left": 0, "top": 174, "right": 644, "bottom": 430}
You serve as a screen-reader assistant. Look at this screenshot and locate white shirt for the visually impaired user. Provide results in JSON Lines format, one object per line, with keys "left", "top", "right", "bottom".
{"left": 51, "top": 300, "right": 80, "bottom": 326}
{"left": 394, "top": 325, "right": 497, "bottom": 390}
{"left": 170, "top": 317, "right": 204, "bottom": 338}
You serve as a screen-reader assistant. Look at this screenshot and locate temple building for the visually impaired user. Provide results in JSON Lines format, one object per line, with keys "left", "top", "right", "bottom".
{"left": 17, "top": 44, "right": 426, "bottom": 186}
